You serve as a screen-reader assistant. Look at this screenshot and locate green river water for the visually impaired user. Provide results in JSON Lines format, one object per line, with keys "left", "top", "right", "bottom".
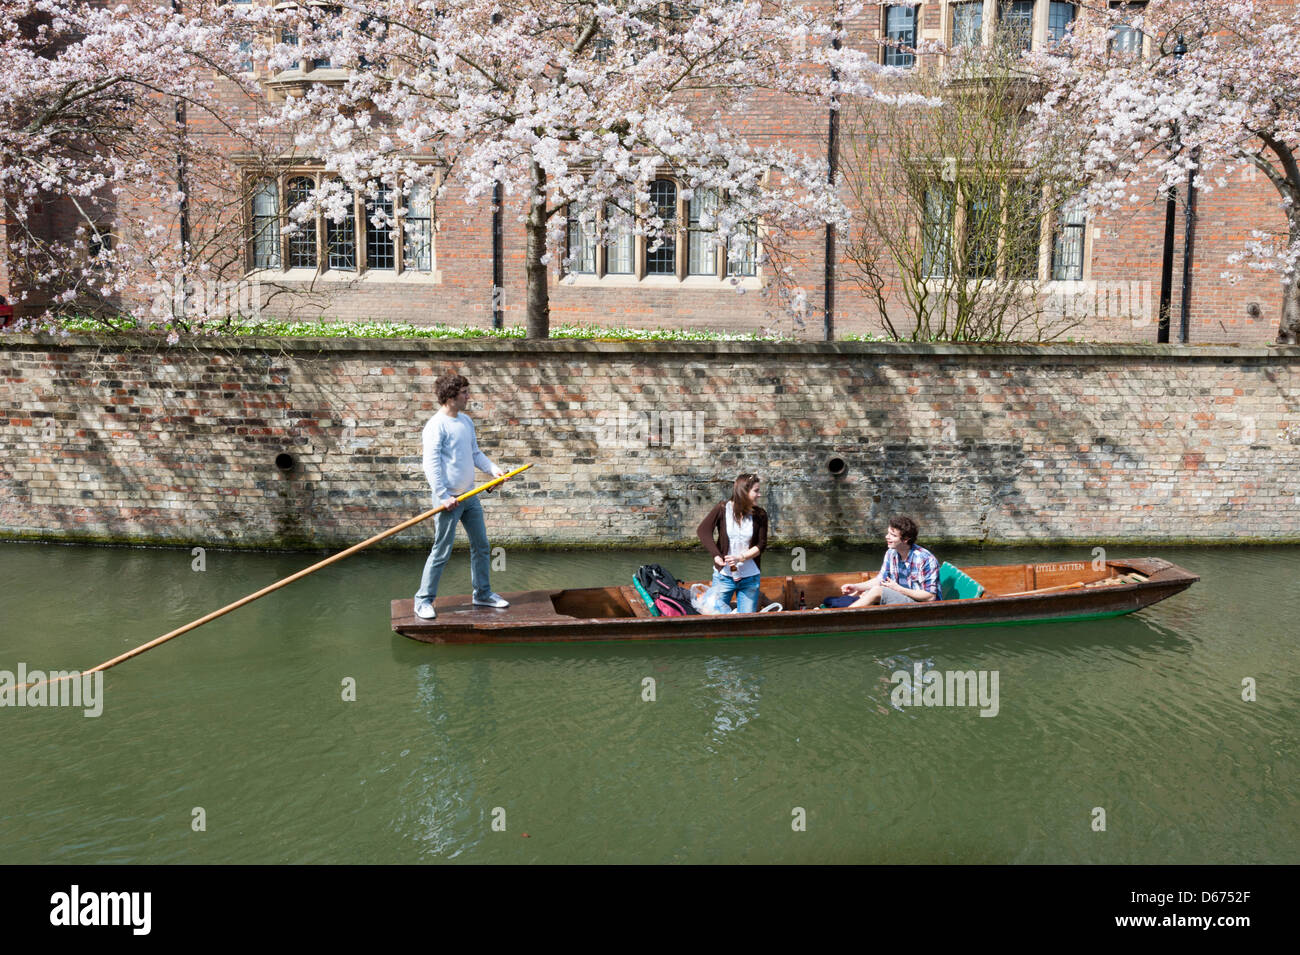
{"left": 1, "top": 541, "right": 1296, "bottom": 864}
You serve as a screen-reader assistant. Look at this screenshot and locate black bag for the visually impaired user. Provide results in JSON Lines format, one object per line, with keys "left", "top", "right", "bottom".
{"left": 635, "top": 563, "right": 700, "bottom": 615}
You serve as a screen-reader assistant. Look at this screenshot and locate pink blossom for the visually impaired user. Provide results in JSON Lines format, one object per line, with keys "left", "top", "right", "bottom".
{"left": 1027, "top": 0, "right": 1300, "bottom": 341}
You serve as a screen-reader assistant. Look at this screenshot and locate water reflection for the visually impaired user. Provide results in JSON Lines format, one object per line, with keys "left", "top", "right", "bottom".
{"left": 702, "top": 655, "right": 764, "bottom": 749}
{"left": 390, "top": 662, "right": 486, "bottom": 860}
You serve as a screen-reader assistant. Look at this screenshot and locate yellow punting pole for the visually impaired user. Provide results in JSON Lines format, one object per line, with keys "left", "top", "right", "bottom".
{"left": 23, "top": 463, "right": 534, "bottom": 689}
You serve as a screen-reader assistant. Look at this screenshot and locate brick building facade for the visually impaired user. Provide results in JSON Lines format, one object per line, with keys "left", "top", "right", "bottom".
{"left": 3, "top": 1, "right": 1289, "bottom": 344}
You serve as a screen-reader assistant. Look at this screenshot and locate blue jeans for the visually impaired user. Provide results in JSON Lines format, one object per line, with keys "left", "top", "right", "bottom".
{"left": 415, "top": 495, "right": 492, "bottom": 603}
{"left": 711, "top": 569, "right": 762, "bottom": 614}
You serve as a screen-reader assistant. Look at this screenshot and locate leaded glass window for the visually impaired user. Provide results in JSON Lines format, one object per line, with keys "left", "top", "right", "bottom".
{"left": 605, "top": 203, "right": 634, "bottom": 274}
{"left": 964, "top": 185, "right": 1000, "bottom": 279}
{"left": 922, "top": 184, "right": 955, "bottom": 278}
{"left": 403, "top": 183, "right": 433, "bottom": 272}
{"left": 1110, "top": 1, "right": 1146, "bottom": 54}
{"left": 1052, "top": 200, "right": 1086, "bottom": 281}
{"left": 999, "top": 1, "right": 1034, "bottom": 52}
{"left": 727, "top": 223, "right": 758, "bottom": 277}
{"left": 1004, "top": 182, "right": 1043, "bottom": 280}
{"left": 365, "top": 187, "right": 395, "bottom": 270}
{"left": 646, "top": 179, "right": 677, "bottom": 275}
{"left": 311, "top": 6, "right": 340, "bottom": 68}
{"left": 687, "top": 188, "right": 718, "bottom": 276}
{"left": 884, "top": 6, "right": 917, "bottom": 67}
{"left": 326, "top": 189, "right": 356, "bottom": 271}
{"left": 952, "top": 1, "right": 983, "bottom": 48}
{"left": 251, "top": 179, "right": 280, "bottom": 269}
{"left": 1048, "top": 2, "right": 1076, "bottom": 42}
{"left": 567, "top": 207, "right": 597, "bottom": 274}
{"left": 285, "top": 176, "right": 317, "bottom": 269}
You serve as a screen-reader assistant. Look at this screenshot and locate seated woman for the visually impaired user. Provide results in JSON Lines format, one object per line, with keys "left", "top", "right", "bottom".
{"left": 697, "top": 473, "right": 768, "bottom": 613}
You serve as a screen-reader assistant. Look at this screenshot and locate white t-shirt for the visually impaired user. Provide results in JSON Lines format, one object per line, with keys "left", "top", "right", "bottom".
{"left": 724, "top": 502, "right": 759, "bottom": 578}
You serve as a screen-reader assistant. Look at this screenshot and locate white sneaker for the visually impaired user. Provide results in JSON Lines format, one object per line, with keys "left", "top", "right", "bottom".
{"left": 414, "top": 600, "right": 437, "bottom": 620}
{"left": 472, "top": 593, "right": 510, "bottom": 609}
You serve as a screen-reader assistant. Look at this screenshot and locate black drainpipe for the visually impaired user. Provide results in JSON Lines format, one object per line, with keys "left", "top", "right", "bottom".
{"left": 174, "top": 0, "right": 189, "bottom": 317}
{"left": 1157, "top": 186, "right": 1176, "bottom": 344}
{"left": 1159, "top": 38, "right": 1188, "bottom": 345}
{"left": 492, "top": 182, "right": 504, "bottom": 329}
{"left": 491, "top": 10, "right": 504, "bottom": 329}
{"left": 824, "top": 3, "right": 842, "bottom": 342}
{"left": 1179, "top": 146, "right": 1199, "bottom": 344}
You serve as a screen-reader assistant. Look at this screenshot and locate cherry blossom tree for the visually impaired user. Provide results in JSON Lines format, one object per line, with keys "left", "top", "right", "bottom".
{"left": 0, "top": 0, "right": 282, "bottom": 332}
{"left": 1028, "top": 0, "right": 1300, "bottom": 343}
{"left": 273, "top": 0, "right": 885, "bottom": 338}
{"left": 843, "top": 35, "right": 1084, "bottom": 343}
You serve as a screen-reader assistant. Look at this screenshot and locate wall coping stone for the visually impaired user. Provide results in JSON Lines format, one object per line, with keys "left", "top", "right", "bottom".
{"left": 4, "top": 333, "right": 1300, "bottom": 362}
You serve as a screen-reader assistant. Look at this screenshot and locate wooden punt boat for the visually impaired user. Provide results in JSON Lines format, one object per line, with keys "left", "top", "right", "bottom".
{"left": 390, "top": 557, "right": 1198, "bottom": 645}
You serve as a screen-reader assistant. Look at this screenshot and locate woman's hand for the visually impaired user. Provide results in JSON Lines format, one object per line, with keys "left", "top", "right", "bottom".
{"left": 714, "top": 555, "right": 726, "bottom": 570}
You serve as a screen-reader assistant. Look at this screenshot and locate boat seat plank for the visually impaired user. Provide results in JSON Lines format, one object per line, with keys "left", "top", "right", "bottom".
{"left": 621, "top": 585, "right": 653, "bottom": 618}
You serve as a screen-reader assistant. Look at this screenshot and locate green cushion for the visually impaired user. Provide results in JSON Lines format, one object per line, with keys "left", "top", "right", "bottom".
{"left": 939, "top": 562, "right": 985, "bottom": 601}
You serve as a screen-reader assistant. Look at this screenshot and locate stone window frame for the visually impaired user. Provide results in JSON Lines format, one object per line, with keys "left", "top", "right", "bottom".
{"left": 1049, "top": 196, "right": 1088, "bottom": 282}
{"left": 86, "top": 223, "right": 116, "bottom": 270}
{"left": 249, "top": 178, "right": 282, "bottom": 270}
{"left": 585, "top": 5, "right": 721, "bottom": 65}
{"left": 947, "top": 0, "right": 986, "bottom": 49}
{"left": 653, "top": 3, "right": 703, "bottom": 51}
{"left": 918, "top": 170, "right": 1092, "bottom": 286}
{"left": 243, "top": 166, "right": 442, "bottom": 283}
{"left": 939, "top": 0, "right": 1079, "bottom": 54}
{"left": 257, "top": 1, "right": 354, "bottom": 100}
{"left": 1045, "top": 1, "right": 1077, "bottom": 45}
{"left": 880, "top": 4, "right": 921, "bottom": 68}
{"left": 563, "top": 174, "right": 763, "bottom": 289}
{"left": 1107, "top": 1, "right": 1152, "bottom": 58}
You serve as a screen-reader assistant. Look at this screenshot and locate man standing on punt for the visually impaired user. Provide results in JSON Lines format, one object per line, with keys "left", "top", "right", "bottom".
{"left": 414, "top": 373, "right": 509, "bottom": 621}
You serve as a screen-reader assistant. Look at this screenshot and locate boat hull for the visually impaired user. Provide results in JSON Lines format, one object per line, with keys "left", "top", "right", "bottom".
{"left": 391, "top": 558, "right": 1198, "bottom": 645}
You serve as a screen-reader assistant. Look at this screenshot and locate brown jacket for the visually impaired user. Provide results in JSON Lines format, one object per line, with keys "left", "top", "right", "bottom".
{"left": 697, "top": 501, "right": 769, "bottom": 571}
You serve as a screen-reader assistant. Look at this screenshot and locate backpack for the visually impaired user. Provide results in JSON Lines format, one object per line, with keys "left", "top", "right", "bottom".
{"left": 654, "top": 595, "right": 692, "bottom": 616}
{"left": 634, "top": 564, "right": 700, "bottom": 616}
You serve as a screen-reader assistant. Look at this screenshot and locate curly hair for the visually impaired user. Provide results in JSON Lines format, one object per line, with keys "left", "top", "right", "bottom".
{"left": 435, "top": 373, "right": 470, "bottom": 406}
{"left": 888, "top": 515, "right": 919, "bottom": 545}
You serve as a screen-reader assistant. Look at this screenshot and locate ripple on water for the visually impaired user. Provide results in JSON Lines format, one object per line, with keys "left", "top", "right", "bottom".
{"left": 1, "top": 542, "right": 1297, "bottom": 863}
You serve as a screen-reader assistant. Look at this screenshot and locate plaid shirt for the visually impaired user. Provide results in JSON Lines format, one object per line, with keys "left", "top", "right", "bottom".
{"left": 880, "top": 544, "right": 941, "bottom": 600}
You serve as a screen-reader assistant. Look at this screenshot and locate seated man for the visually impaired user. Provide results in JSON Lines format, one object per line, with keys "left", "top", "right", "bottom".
{"left": 841, "top": 515, "right": 940, "bottom": 607}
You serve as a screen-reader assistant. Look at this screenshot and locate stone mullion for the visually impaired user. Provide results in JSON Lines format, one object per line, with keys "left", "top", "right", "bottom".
{"left": 394, "top": 182, "right": 406, "bottom": 276}
{"left": 675, "top": 185, "right": 686, "bottom": 282}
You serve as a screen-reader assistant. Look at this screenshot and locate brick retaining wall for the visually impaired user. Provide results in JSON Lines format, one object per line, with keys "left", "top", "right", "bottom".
{"left": 1, "top": 335, "right": 1298, "bottom": 549}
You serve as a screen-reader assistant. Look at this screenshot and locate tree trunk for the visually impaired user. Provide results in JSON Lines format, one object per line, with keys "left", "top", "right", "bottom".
{"left": 1281, "top": 271, "right": 1300, "bottom": 344}
{"left": 1280, "top": 217, "right": 1300, "bottom": 344}
{"left": 524, "top": 161, "right": 550, "bottom": 339}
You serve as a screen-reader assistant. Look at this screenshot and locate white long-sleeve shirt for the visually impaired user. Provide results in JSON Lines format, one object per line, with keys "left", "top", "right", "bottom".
{"left": 422, "top": 411, "right": 495, "bottom": 501}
